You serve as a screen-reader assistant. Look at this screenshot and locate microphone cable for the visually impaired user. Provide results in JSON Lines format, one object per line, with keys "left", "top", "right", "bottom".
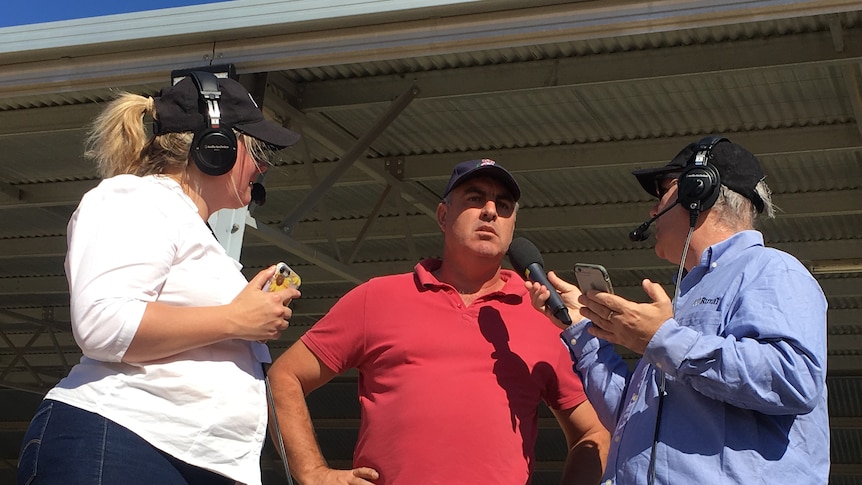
{"left": 647, "top": 216, "right": 696, "bottom": 485}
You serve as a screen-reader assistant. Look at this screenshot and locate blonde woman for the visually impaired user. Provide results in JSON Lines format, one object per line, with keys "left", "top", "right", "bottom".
{"left": 18, "top": 73, "right": 301, "bottom": 485}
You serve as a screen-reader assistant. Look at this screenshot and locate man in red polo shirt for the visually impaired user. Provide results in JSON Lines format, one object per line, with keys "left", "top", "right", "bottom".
{"left": 267, "top": 159, "right": 609, "bottom": 485}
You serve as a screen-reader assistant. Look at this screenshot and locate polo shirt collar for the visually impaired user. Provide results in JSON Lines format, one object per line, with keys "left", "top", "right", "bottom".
{"left": 414, "top": 258, "right": 525, "bottom": 298}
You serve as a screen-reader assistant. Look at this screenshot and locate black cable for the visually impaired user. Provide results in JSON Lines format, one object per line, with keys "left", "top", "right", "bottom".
{"left": 647, "top": 373, "right": 667, "bottom": 484}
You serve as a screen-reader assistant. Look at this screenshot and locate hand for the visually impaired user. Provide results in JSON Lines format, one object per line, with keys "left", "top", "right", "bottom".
{"left": 578, "top": 279, "right": 673, "bottom": 354}
{"left": 228, "top": 266, "right": 301, "bottom": 342}
{"left": 524, "top": 271, "right": 584, "bottom": 329}
{"left": 303, "top": 465, "right": 380, "bottom": 484}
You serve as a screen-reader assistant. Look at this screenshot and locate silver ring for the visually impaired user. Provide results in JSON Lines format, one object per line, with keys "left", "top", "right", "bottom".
{"left": 607, "top": 311, "right": 616, "bottom": 320}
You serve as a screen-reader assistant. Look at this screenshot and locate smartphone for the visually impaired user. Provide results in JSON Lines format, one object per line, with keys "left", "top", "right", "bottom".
{"left": 574, "top": 263, "right": 614, "bottom": 294}
{"left": 266, "top": 262, "right": 302, "bottom": 291}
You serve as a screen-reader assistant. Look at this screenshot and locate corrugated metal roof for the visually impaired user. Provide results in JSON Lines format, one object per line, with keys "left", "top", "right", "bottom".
{"left": 1, "top": 2, "right": 861, "bottom": 482}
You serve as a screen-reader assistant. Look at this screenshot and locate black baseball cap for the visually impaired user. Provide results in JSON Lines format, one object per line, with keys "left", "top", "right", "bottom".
{"left": 442, "top": 159, "right": 521, "bottom": 201}
{"left": 152, "top": 75, "right": 300, "bottom": 149}
{"left": 632, "top": 138, "right": 766, "bottom": 212}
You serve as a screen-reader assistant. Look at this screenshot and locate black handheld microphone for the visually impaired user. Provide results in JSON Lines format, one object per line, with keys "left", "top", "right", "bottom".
{"left": 629, "top": 199, "right": 680, "bottom": 242}
{"left": 507, "top": 237, "right": 573, "bottom": 325}
{"left": 251, "top": 182, "right": 266, "bottom": 206}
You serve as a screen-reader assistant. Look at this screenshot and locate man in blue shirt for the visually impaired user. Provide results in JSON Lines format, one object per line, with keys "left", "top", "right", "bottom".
{"left": 526, "top": 137, "right": 829, "bottom": 484}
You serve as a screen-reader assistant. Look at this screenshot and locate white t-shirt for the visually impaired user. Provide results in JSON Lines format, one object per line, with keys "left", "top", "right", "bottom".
{"left": 47, "top": 174, "right": 270, "bottom": 485}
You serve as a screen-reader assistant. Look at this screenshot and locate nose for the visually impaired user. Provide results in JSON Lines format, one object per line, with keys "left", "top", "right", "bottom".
{"left": 480, "top": 200, "right": 498, "bottom": 220}
{"left": 649, "top": 199, "right": 661, "bottom": 218}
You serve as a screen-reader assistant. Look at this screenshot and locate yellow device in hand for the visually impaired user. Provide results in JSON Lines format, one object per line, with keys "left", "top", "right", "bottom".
{"left": 266, "top": 262, "right": 301, "bottom": 291}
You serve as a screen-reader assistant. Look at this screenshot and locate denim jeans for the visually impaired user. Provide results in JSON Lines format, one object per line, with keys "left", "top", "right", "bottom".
{"left": 18, "top": 399, "right": 235, "bottom": 485}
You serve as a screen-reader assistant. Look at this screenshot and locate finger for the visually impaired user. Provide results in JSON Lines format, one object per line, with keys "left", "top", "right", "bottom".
{"left": 525, "top": 281, "right": 549, "bottom": 308}
{"left": 642, "top": 278, "right": 671, "bottom": 304}
{"left": 587, "top": 306, "right": 608, "bottom": 323}
{"left": 547, "top": 271, "right": 578, "bottom": 293}
{"left": 587, "top": 323, "right": 612, "bottom": 341}
{"left": 578, "top": 304, "right": 600, "bottom": 323}
{"left": 584, "top": 291, "right": 626, "bottom": 318}
{"left": 535, "top": 283, "right": 551, "bottom": 306}
{"left": 582, "top": 296, "right": 615, "bottom": 322}
{"left": 276, "top": 288, "right": 302, "bottom": 301}
{"left": 585, "top": 288, "right": 615, "bottom": 304}
{"left": 353, "top": 466, "right": 380, "bottom": 481}
{"left": 251, "top": 265, "right": 277, "bottom": 290}
{"left": 525, "top": 281, "right": 571, "bottom": 327}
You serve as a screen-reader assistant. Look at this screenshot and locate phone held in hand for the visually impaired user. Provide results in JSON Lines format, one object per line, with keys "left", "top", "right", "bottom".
{"left": 574, "top": 263, "right": 614, "bottom": 294}
{"left": 266, "top": 262, "right": 302, "bottom": 291}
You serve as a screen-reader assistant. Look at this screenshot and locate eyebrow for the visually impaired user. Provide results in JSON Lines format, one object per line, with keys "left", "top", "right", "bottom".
{"left": 461, "top": 184, "right": 515, "bottom": 202}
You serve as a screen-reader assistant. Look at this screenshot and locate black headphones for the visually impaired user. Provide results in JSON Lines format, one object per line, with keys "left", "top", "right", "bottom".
{"left": 676, "top": 135, "right": 726, "bottom": 214}
{"left": 188, "top": 71, "right": 238, "bottom": 176}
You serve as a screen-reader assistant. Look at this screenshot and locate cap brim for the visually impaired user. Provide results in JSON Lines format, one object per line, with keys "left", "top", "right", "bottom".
{"left": 455, "top": 166, "right": 521, "bottom": 201}
{"left": 235, "top": 118, "right": 300, "bottom": 150}
{"left": 631, "top": 166, "right": 682, "bottom": 198}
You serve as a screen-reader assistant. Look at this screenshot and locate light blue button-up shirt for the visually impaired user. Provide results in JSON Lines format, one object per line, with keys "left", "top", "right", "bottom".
{"left": 563, "top": 230, "right": 829, "bottom": 484}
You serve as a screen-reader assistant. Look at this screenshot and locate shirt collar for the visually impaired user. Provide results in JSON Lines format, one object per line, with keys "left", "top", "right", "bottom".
{"left": 699, "top": 230, "right": 764, "bottom": 271}
{"left": 149, "top": 174, "right": 200, "bottom": 214}
{"left": 414, "top": 258, "right": 525, "bottom": 297}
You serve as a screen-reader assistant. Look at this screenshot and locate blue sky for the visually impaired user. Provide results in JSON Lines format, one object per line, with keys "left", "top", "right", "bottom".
{"left": 1, "top": 0, "right": 230, "bottom": 28}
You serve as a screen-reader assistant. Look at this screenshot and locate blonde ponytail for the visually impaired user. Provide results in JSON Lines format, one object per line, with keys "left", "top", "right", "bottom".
{"left": 84, "top": 93, "right": 194, "bottom": 178}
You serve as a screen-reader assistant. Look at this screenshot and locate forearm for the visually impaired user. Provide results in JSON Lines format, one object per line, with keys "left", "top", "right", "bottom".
{"left": 267, "top": 365, "right": 330, "bottom": 483}
{"left": 646, "top": 317, "right": 826, "bottom": 414}
{"left": 562, "top": 323, "right": 630, "bottom": 430}
{"left": 665, "top": 330, "right": 825, "bottom": 414}
{"left": 651, "top": 261, "right": 830, "bottom": 414}
{"left": 560, "top": 427, "right": 609, "bottom": 485}
{"left": 123, "top": 302, "right": 235, "bottom": 362}
{"left": 552, "top": 402, "right": 610, "bottom": 485}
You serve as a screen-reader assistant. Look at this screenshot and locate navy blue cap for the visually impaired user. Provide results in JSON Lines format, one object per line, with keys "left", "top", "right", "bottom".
{"left": 442, "top": 159, "right": 521, "bottom": 201}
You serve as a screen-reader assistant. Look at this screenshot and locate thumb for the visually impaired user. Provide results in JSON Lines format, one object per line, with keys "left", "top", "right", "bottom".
{"left": 252, "top": 265, "right": 278, "bottom": 291}
{"left": 642, "top": 279, "right": 670, "bottom": 305}
{"left": 547, "top": 271, "right": 577, "bottom": 293}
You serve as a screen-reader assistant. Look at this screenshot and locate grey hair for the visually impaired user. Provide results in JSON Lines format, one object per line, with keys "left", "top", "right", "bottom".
{"left": 711, "top": 180, "right": 776, "bottom": 230}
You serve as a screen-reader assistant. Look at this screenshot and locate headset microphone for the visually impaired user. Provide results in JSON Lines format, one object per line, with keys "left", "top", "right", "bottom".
{"left": 629, "top": 199, "right": 680, "bottom": 242}
{"left": 251, "top": 182, "right": 266, "bottom": 206}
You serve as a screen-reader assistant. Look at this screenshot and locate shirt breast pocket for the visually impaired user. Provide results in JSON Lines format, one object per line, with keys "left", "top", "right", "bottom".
{"left": 680, "top": 307, "right": 726, "bottom": 337}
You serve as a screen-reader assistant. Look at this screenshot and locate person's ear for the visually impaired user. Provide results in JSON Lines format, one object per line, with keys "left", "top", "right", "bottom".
{"left": 436, "top": 202, "right": 447, "bottom": 231}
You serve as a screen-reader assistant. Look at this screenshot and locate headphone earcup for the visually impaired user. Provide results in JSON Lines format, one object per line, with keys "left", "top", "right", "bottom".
{"left": 677, "top": 164, "right": 720, "bottom": 212}
{"left": 192, "top": 127, "right": 237, "bottom": 176}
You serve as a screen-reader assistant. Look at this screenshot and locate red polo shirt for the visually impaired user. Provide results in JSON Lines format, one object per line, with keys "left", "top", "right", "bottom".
{"left": 302, "top": 259, "right": 588, "bottom": 484}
